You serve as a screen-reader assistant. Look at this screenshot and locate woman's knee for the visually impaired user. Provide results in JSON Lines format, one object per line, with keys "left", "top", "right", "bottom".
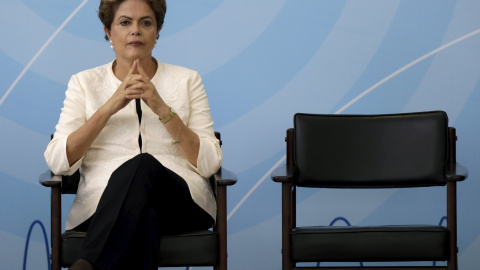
{"left": 132, "top": 152, "right": 155, "bottom": 162}
{"left": 123, "top": 153, "right": 159, "bottom": 171}
{"left": 143, "top": 152, "right": 158, "bottom": 162}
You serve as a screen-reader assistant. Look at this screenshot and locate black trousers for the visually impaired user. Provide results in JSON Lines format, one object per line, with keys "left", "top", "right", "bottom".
{"left": 73, "top": 153, "right": 214, "bottom": 270}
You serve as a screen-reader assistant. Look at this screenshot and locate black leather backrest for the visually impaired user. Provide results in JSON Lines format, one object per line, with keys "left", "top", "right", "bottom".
{"left": 293, "top": 111, "right": 448, "bottom": 188}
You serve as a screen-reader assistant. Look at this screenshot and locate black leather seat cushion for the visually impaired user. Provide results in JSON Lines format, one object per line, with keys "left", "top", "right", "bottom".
{"left": 61, "top": 230, "right": 218, "bottom": 267}
{"left": 291, "top": 225, "right": 449, "bottom": 262}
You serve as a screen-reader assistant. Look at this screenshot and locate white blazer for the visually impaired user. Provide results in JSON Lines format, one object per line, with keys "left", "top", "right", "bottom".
{"left": 44, "top": 60, "right": 222, "bottom": 230}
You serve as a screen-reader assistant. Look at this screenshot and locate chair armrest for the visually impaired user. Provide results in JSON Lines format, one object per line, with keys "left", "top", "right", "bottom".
{"left": 214, "top": 167, "right": 237, "bottom": 186}
{"left": 271, "top": 164, "right": 294, "bottom": 183}
{"left": 39, "top": 170, "right": 80, "bottom": 194}
{"left": 39, "top": 170, "right": 61, "bottom": 188}
{"left": 446, "top": 162, "right": 468, "bottom": 182}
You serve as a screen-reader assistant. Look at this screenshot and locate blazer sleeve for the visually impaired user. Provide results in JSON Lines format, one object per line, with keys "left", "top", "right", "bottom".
{"left": 44, "top": 74, "right": 86, "bottom": 175}
{"left": 185, "top": 71, "right": 223, "bottom": 178}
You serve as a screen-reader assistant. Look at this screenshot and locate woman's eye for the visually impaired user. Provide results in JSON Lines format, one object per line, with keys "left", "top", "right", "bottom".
{"left": 120, "top": 21, "right": 130, "bottom": 26}
{"left": 142, "top": 21, "right": 152, "bottom": 26}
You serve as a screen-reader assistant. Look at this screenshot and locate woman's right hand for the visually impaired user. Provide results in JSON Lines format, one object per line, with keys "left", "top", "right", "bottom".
{"left": 66, "top": 61, "right": 143, "bottom": 166}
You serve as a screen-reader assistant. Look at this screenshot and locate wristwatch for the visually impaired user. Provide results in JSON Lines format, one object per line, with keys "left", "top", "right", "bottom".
{"left": 160, "top": 107, "right": 176, "bottom": 124}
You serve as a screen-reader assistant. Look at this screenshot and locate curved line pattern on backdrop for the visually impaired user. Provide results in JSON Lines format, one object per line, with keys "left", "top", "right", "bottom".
{"left": 318, "top": 216, "right": 363, "bottom": 267}
{"left": 335, "top": 29, "right": 480, "bottom": 114}
{"left": 217, "top": 0, "right": 401, "bottom": 176}
{"left": 23, "top": 220, "right": 50, "bottom": 270}
{"left": 157, "top": 0, "right": 288, "bottom": 74}
{"left": 225, "top": 28, "right": 480, "bottom": 224}
{"left": 0, "top": 0, "right": 89, "bottom": 107}
{"left": 1, "top": 1, "right": 480, "bottom": 269}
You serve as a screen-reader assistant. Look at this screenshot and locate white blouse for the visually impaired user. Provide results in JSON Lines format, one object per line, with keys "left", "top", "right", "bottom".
{"left": 44, "top": 60, "right": 222, "bottom": 230}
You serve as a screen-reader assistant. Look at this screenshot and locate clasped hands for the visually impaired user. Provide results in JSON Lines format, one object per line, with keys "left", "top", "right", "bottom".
{"left": 106, "top": 59, "right": 168, "bottom": 117}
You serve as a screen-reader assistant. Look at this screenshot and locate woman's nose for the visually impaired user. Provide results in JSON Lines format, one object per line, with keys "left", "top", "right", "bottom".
{"left": 131, "top": 23, "right": 141, "bottom": 36}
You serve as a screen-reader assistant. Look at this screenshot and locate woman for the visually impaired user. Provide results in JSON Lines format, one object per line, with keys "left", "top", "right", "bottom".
{"left": 44, "top": 0, "right": 222, "bottom": 269}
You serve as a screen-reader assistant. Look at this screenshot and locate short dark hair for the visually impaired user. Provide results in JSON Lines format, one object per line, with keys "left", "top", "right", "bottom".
{"left": 98, "top": 0, "right": 167, "bottom": 41}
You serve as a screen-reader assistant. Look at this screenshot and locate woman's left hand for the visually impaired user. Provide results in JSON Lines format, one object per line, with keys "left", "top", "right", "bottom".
{"left": 126, "top": 60, "right": 200, "bottom": 166}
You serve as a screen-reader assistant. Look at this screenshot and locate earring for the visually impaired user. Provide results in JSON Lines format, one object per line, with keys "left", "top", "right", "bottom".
{"left": 110, "top": 40, "right": 114, "bottom": 50}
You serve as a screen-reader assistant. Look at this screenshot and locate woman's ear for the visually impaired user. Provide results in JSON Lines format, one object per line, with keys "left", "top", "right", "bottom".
{"left": 104, "top": 26, "right": 112, "bottom": 40}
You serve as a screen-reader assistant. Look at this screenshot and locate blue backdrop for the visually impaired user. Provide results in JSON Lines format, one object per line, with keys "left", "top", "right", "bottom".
{"left": 1, "top": 0, "right": 479, "bottom": 269}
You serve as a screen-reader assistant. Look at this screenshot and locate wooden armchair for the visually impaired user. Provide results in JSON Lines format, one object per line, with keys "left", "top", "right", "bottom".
{"left": 272, "top": 111, "right": 468, "bottom": 270}
{"left": 40, "top": 132, "right": 237, "bottom": 270}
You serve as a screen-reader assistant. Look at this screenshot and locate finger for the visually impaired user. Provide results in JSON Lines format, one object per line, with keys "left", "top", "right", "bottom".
{"left": 133, "top": 61, "right": 153, "bottom": 88}
{"left": 125, "top": 85, "right": 144, "bottom": 95}
{"left": 125, "top": 72, "right": 146, "bottom": 89}
{"left": 136, "top": 60, "right": 147, "bottom": 77}
{"left": 120, "top": 61, "right": 139, "bottom": 90}
{"left": 126, "top": 75, "right": 144, "bottom": 85}
{"left": 125, "top": 88, "right": 145, "bottom": 99}
{"left": 124, "top": 60, "right": 138, "bottom": 86}
{"left": 128, "top": 60, "right": 138, "bottom": 76}
{"left": 126, "top": 82, "right": 146, "bottom": 91}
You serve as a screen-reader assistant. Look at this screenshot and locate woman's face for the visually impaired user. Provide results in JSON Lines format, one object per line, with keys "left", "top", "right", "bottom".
{"left": 106, "top": 0, "right": 160, "bottom": 62}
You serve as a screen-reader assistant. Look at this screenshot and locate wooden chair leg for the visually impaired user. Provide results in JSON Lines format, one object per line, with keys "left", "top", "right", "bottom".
{"left": 447, "top": 181, "right": 458, "bottom": 270}
{"left": 282, "top": 182, "right": 293, "bottom": 270}
{"left": 217, "top": 185, "right": 228, "bottom": 270}
{"left": 51, "top": 185, "right": 62, "bottom": 270}
{"left": 447, "top": 127, "right": 458, "bottom": 270}
{"left": 282, "top": 128, "right": 294, "bottom": 270}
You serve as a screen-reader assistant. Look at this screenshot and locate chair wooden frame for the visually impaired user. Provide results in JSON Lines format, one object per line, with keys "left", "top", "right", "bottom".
{"left": 272, "top": 114, "right": 468, "bottom": 270}
{"left": 40, "top": 132, "right": 237, "bottom": 270}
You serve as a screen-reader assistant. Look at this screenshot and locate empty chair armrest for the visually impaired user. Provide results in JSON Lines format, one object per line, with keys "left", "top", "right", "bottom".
{"left": 446, "top": 162, "right": 468, "bottom": 181}
{"left": 271, "top": 164, "right": 293, "bottom": 183}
